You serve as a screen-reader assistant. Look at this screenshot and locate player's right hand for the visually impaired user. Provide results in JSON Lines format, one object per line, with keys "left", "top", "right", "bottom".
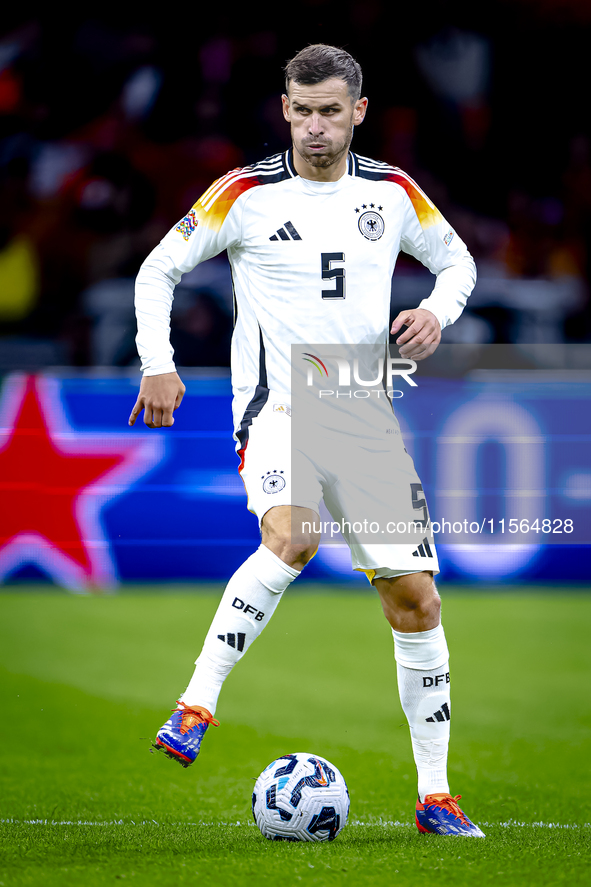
{"left": 128, "top": 372, "right": 186, "bottom": 428}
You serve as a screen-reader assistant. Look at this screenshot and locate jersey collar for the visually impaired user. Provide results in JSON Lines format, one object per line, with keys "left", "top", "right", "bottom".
{"left": 285, "top": 148, "right": 356, "bottom": 179}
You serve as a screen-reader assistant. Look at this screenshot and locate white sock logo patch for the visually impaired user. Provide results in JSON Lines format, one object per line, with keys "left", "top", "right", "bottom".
{"left": 217, "top": 632, "right": 246, "bottom": 652}
{"left": 232, "top": 597, "right": 265, "bottom": 621}
{"left": 426, "top": 702, "right": 450, "bottom": 723}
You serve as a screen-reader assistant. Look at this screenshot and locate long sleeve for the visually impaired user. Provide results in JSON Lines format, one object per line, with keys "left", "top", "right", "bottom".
{"left": 134, "top": 169, "right": 253, "bottom": 374}
{"left": 418, "top": 260, "right": 477, "bottom": 329}
{"left": 135, "top": 245, "right": 182, "bottom": 375}
{"left": 395, "top": 172, "right": 477, "bottom": 329}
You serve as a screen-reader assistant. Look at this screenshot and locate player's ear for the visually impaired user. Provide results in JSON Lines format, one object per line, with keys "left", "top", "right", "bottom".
{"left": 282, "top": 94, "right": 291, "bottom": 122}
{"left": 353, "top": 97, "right": 368, "bottom": 126}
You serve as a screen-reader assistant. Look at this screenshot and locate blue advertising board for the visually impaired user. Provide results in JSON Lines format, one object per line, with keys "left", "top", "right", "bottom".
{"left": 0, "top": 371, "right": 589, "bottom": 590}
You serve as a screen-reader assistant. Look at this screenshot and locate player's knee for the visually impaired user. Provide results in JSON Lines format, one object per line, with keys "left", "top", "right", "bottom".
{"left": 403, "top": 590, "right": 440, "bottom": 623}
{"left": 398, "top": 587, "right": 440, "bottom": 620}
{"left": 293, "top": 541, "right": 319, "bottom": 567}
{"left": 375, "top": 572, "right": 440, "bottom": 630}
{"left": 268, "top": 532, "right": 319, "bottom": 568}
{"left": 261, "top": 507, "right": 320, "bottom": 569}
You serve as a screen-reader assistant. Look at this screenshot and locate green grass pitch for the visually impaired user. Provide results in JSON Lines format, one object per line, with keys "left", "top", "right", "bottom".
{"left": 1, "top": 585, "right": 590, "bottom": 886}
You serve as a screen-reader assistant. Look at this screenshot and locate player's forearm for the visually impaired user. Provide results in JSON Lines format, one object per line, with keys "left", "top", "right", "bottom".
{"left": 418, "top": 255, "right": 477, "bottom": 329}
{"left": 135, "top": 246, "right": 181, "bottom": 375}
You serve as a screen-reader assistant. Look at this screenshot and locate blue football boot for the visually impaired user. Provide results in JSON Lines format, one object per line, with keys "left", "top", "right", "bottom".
{"left": 415, "top": 793, "right": 485, "bottom": 837}
{"left": 154, "top": 701, "right": 219, "bottom": 767}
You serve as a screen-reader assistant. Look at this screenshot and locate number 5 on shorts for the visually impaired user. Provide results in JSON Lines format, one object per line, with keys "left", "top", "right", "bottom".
{"left": 411, "top": 482, "right": 429, "bottom": 530}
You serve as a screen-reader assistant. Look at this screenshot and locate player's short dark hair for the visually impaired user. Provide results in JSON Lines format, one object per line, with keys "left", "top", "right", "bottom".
{"left": 284, "top": 44, "right": 363, "bottom": 101}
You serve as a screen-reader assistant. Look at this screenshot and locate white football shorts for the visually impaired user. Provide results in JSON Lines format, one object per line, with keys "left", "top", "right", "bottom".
{"left": 237, "top": 394, "right": 439, "bottom": 581}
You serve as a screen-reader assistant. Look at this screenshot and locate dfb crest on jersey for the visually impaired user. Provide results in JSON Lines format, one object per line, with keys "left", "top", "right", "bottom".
{"left": 262, "top": 470, "right": 286, "bottom": 494}
{"left": 358, "top": 210, "right": 385, "bottom": 241}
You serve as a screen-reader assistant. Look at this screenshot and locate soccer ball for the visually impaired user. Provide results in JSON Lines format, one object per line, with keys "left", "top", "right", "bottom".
{"left": 252, "top": 752, "right": 349, "bottom": 842}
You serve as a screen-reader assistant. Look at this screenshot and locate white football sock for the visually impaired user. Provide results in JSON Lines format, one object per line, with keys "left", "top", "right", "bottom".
{"left": 180, "top": 544, "right": 299, "bottom": 714}
{"left": 393, "top": 624, "right": 451, "bottom": 801}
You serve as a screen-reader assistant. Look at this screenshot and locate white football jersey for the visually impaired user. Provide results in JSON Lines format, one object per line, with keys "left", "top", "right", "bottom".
{"left": 135, "top": 149, "right": 476, "bottom": 442}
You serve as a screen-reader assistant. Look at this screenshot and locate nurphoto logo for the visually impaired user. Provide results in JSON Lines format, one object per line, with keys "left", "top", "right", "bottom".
{"left": 303, "top": 353, "right": 418, "bottom": 399}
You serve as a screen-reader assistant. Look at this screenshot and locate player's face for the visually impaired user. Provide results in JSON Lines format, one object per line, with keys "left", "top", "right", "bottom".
{"left": 282, "top": 78, "right": 367, "bottom": 181}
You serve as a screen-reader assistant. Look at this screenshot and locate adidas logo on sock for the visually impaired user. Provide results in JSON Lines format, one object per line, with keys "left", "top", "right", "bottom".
{"left": 269, "top": 221, "right": 302, "bottom": 241}
{"left": 217, "top": 632, "right": 246, "bottom": 652}
{"left": 426, "top": 702, "right": 450, "bottom": 723}
{"left": 412, "top": 537, "right": 433, "bottom": 558}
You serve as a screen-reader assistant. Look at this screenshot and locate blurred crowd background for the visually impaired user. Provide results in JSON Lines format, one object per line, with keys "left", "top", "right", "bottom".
{"left": 1, "top": 1, "right": 590, "bottom": 371}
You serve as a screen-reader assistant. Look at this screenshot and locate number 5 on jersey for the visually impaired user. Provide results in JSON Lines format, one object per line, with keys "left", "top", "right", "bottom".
{"left": 321, "top": 253, "right": 346, "bottom": 300}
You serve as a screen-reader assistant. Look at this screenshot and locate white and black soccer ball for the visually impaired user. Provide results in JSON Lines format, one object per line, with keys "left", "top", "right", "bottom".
{"left": 252, "top": 752, "right": 349, "bottom": 842}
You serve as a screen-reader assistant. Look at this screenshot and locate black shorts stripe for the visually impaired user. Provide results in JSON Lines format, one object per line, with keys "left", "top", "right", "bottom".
{"left": 236, "top": 327, "right": 269, "bottom": 465}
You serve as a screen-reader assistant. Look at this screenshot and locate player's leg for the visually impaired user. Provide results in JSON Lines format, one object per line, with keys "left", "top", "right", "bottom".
{"left": 180, "top": 504, "right": 319, "bottom": 713}
{"left": 323, "top": 431, "right": 483, "bottom": 836}
{"left": 260, "top": 503, "right": 321, "bottom": 569}
{"left": 374, "top": 571, "right": 449, "bottom": 799}
{"left": 374, "top": 570, "right": 484, "bottom": 837}
{"left": 155, "top": 506, "right": 320, "bottom": 767}
{"left": 155, "top": 395, "right": 324, "bottom": 767}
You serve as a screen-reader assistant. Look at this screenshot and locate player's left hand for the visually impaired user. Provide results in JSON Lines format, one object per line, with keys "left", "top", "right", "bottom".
{"left": 391, "top": 308, "right": 441, "bottom": 361}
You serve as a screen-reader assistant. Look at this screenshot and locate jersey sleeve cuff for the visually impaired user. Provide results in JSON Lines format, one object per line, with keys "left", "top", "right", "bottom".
{"left": 417, "top": 297, "right": 448, "bottom": 330}
{"left": 142, "top": 361, "right": 177, "bottom": 377}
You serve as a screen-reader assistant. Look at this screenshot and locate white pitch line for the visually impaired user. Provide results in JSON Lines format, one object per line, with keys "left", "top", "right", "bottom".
{"left": 1, "top": 819, "right": 589, "bottom": 830}
{"left": 354, "top": 820, "right": 590, "bottom": 830}
{"left": 353, "top": 819, "right": 590, "bottom": 830}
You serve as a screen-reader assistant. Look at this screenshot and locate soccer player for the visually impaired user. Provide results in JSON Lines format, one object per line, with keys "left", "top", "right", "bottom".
{"left": 130, "top": 44, "right": 484, "bottom": 837}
